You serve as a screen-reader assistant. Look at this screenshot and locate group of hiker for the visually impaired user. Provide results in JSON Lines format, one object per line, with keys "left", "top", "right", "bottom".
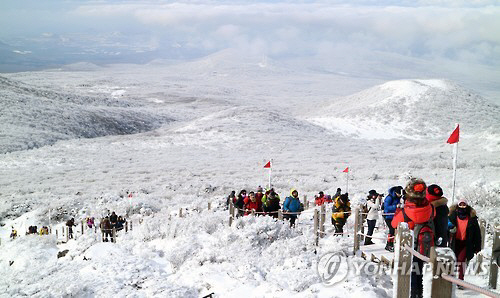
{"left": 227, "top": 187, "right": 306, "bottom": 226}
{"left": 366, "top": 178, "right": 482, "bottom": 297}
{"left": 226, "top": 179, "right": 483, "bottom": 297}
{"left": 226, "top": 186, "right": 351, "bottom": 228}
{"left": 8, "top": 211, "right": 128, "bottom": 243}
{"left": 98, "top": 211, "right": 127, "bottom": 242}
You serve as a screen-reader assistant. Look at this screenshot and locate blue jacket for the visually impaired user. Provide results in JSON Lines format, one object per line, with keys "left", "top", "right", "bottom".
{"left": 283, "top": 196, "right": 301, "bottom": 213}
{"left": 383, "top": 186, "right": 402, "bottom": 219}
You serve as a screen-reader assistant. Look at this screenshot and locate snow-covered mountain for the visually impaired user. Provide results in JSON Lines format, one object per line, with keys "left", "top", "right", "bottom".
{"left": 307, "top": 79, "right": 500, "bottom": 140}
{"left": 0, "top": 57, "right": 499, "bottom": 297}
{"left": 0, "top": 75, "right": 173, "bottom": 154}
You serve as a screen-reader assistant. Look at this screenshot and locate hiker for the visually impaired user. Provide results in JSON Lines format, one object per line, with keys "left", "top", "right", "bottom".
{"left": 365, "top": 190, "right": 381, "bottom": 245}
{"left": 263, "top": 190, "right": 281, "bottom": 218}
{"left": 66, "top": 218, "right": 75, "bottom": 239}
{"left": 116, "top": 216, "right": 125, "bottom": 231}
{"left": 392, "top": 178, "right": 434, "bottom": 298}
{"left": 255, "top": 186, "right": 264, "bottom": 205}
{"left": 28, "top": 226, "right": 38, "bottom": 234}
{"left": 283, "top": 189, "right": 302, "bottom": 227}
{"left": 315, "top": 191, "right": 326, "bottom": 206}
{"left": 324, "top": 194, "right": 332, "bottom": 204}
{"left": 100, "top": 216, "right": 112, "bottom": 242}
{"left": 110, "top": 212, "right": 118, "bottom": 229}
{"left": 235, "top": 189, "right": 247, "bottom": 217}
{"left": 244, "top": 192, "right": 261, "bottom": 215}
{"left": 225, "top": 191, "right": 236, "bottom": 209}
{"left": 448, "top": 199, "right": 481, "bottom": 285}
{"left": 426, "top": 184, "right": 449, "bottom": 247}
{"left": 39, "top": 226, "right": 49, "bottom": 235}
{"left": 332, "top": 188, "right": 342, "bottom": 200}
{"left": 261, "top": 188, "right": 271, "bottom": 208}
{"left": 332, "top": 193, "right": 351, "bottom": 234}
{"left": 86, "top": 217, "right": 95, "bottom": 229}
{"left": 383, "top": 186, "right": 404, "bottom": 252}
{"left": 10, "top": 227, "right": 17, "bottom": 239}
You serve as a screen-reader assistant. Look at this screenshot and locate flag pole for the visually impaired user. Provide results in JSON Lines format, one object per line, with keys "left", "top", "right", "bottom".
{"left": 268, "top": 159, "right": 272, "bottom": 189}
{"left": 346, "top": 171, "right": 349, "bottom": 194}
{"left": 451, "top": 139, "right": 458, "bottom": 204}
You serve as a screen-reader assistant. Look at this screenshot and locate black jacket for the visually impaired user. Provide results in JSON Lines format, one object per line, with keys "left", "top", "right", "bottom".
{"left": 449, "top": 204, "right": 481, "bottom": 261}
{"left": 430, "top": 197, "right": 449, "bottom": 247}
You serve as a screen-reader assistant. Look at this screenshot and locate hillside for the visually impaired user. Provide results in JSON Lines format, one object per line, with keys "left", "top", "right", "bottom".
{"left": 0, "top": 61, "right": 499, "bottom": 298}
{"left": 306, "top": 79, "right": 500, "bottom": 140}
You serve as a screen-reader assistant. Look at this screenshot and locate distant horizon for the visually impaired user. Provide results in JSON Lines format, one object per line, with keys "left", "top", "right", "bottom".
{"left": 1, "top": 1, "right": 499, "bottom": 101}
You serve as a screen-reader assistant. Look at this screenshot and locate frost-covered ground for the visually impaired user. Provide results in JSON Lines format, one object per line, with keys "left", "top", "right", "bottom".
{"left": 0, "top": 51, "right": 499, "bottom": 297}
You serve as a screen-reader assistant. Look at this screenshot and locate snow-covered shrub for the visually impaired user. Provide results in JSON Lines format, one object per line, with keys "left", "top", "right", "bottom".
{"left": 460, "top": 183, "right": 500, "bottom": 226}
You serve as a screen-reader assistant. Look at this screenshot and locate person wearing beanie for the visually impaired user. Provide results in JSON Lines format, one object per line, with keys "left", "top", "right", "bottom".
{"left": 448, "top": 199, "right": 481, "bottom": 284}
{"left": 365, "top": 190, "right": 381, "bottom": 245}
{"left": 392, "top": 178, "right": 434, "bottom": 298}
{"left": 426, "top": 184, "right": 449, "bottom": 247}
{"left": 383, "top": 185, "right": 404, "bottom": 252}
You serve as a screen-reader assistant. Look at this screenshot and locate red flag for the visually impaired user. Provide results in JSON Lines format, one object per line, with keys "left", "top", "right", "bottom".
{"left": 343, "top": 167, "right": 349, "bottom": 173}
{"left": 264, "top": 161, "right": 271, "bottom": 168}
{"left": 447, "top": 125, "right": 460, "bottom": 144}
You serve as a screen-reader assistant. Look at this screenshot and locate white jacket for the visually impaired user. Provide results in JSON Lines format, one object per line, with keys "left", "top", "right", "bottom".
{"left": 366, "top": 198, "right": 380, "bottom": 220}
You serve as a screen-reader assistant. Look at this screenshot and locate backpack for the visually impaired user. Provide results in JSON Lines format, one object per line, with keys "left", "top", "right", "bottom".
{"left": 403, "top": 207, "right": 435, "bottom": 257}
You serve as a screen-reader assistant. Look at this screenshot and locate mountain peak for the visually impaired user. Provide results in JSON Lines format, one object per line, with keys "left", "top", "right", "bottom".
{"left": 307, "top": 79, "right": 500, "bottom": 140}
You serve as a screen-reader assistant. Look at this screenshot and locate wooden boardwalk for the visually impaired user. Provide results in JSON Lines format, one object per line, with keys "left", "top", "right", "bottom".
{"left": 360, "top": 243, "right": 394, "bottom": 266}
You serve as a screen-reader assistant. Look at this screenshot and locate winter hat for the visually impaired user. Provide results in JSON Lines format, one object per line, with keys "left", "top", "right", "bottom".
{"left": 257, "top": 186, "right": 263, "bottom": 193}
{"left": 368, "top": 189, "right": 378, "bottom": 197}
{"left": 458, "top": 198, "right": 468, "bottom": 207}
{"left": 426, "top": 184, "right": 443, "bottom": 201}
{"left": 290, "top": 189, "right": 298, "bottom": 197}
{"left": 404, "top": 178, "right": 427, "bottom": 201}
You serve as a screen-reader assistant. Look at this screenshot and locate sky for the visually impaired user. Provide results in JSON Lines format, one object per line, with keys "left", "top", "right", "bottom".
{"left": 0, "top": 0, "right": 499, "bottom": 98}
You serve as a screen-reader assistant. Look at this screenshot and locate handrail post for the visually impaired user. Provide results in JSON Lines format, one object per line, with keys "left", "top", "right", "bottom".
{"left": 359, "top": 205, "right": 365, "bottom": 243}
{"left": 429, "top": 246, "right": 455, "bottom": 297}
{"left": 278, "top": 209, "right": 283, "bottom": 221}
{"left": 489, "top": 226, "right": 500, "bottom": 289}
{"left": 353, "top": 208, "right": 360, "bottom": 255}
{"left": 112, "top": 227, "right": 116, "bottom": 243}
{"left": 477, "top": 219, "right": 486, "bottom": 274}
{"left": 394, "top": 222, "right": 412, "bottom": 298}
{"left": 313, "top": 209, "right": 319, "bottom": 246}
{"left": 208, "top": 202, "right": 211, "bottom": 211}
{"left": 229, "top": 202, "right": 234, "bottom": 226}
{"left": 320, "top": 205, "right": 325, "bottom": 238}
{"left": 179, "top": 208, "right": 183, "bottom": 218}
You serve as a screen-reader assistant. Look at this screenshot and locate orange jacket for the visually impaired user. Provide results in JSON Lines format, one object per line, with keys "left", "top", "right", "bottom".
{"left": 392, "top": 201, "right": 434, "bottom": 230}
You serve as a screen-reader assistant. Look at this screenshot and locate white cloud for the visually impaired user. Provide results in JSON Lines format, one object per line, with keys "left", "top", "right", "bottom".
{"left": 1, "top": 1, "right": 499, "bottom": 67}
{"left": 67, "top": 2, "right": 500, "bottom": 63}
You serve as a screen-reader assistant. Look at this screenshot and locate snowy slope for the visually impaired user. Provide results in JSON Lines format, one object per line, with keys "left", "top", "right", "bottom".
{"left": 307, "top": 79, "right": 500, "bottom": 140}
{"left": 0, "top": 75, "right": 174, "bottom": 154}
{"left": 0, "top": 56, "right": 499, "bottom": 297}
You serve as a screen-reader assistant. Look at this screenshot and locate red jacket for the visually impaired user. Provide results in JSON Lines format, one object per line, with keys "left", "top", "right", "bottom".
{"left": 244, "top": 200, "right": 261, "bottom": 215}
{"left": 315, "top": 196, "right": 324, "bottom": 206}
{"left": 391, "top": 201, "right": 434, "bottom": 230}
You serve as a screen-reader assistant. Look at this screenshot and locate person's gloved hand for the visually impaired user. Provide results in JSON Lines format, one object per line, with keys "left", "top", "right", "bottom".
{"left": 449, "top": 226, "right": 457, "bottom": 233}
